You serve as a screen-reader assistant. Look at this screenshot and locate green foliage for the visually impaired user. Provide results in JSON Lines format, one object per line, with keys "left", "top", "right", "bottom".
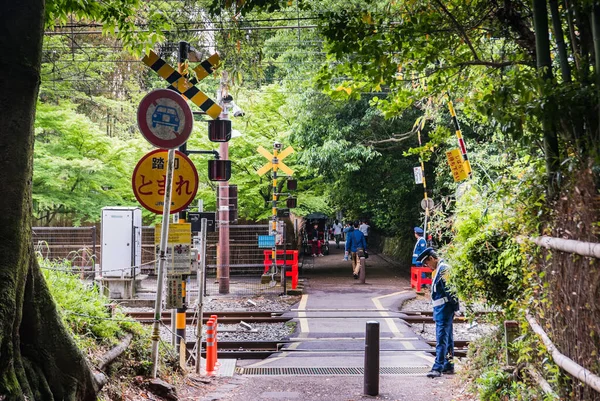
{"left": 45, "top": 0, "right": 168, "bottom": 55}
{"left": 39, "top": 258, "right": 142, "bottom": 349}
{"left": 33, "top": 101, "right": 146, "bottom": 225}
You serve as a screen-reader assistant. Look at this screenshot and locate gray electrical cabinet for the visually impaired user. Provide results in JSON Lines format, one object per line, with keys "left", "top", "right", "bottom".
{"left": 101, "top": 207, "right": 142, "bottom": 278}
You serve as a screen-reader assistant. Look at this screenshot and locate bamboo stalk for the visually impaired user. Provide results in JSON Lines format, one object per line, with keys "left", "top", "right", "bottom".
{"left": 527, "top": 366, "right": 559, "bottom": 398}
{"left": 550, "top": 0, "right": 572, "bottom": 82}
{"left": 525, "top": 312, "right": 600, "bottom": 393}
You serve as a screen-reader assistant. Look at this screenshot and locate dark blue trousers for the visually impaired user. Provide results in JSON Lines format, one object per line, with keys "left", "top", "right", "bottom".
{"left": 432, "top": 309, "right": 454, "bottom": 372}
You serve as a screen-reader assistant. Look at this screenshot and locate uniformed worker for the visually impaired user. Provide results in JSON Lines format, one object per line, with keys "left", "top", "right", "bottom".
{"left": 412, "top": 227, "right": 427, "bottom": 266}
{"left": 416, "top": 247, "right": 459, "bottom": 378}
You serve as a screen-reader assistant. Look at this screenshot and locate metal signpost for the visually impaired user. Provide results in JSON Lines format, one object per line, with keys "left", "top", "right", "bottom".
{"left": 139, "top": 46, "right": 222, "bottom": 377}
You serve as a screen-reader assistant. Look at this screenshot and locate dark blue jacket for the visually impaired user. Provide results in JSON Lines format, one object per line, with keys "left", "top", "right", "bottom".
{"left": 431, "top": 260, "right": 459, "bottom": 320}
{"left": 345, "top": 229, "right": 366, "bottom": 253}
{"left": 412, "top": 237, "right": 427, "bottom": 266}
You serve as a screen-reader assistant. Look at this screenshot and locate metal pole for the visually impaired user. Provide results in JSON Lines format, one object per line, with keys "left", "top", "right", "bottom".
{"left": 416, "top": 118, "right": 430, "bottom": 240}
{"left": 151, "top": 148, "right": 176, "bottom": 378}
{"left": 174, "top": 41, "right": 188, "bottom": 351}
{"left": 217, "top": 71, "right": 230, "bottom": 294}
{"left": 92, "top": 225, "right": 97, "bottom": 266}
{"left": 282, "top": 223, "right": 287, "bottom": 294}
{"left": 271, "top": 144, "right": 279, "bottom": 281}
{"left": 196, "top": 218, "right": 207, "bottom": 374}
{"left": 364, "top": 321, "right": 380, "bottom": 396}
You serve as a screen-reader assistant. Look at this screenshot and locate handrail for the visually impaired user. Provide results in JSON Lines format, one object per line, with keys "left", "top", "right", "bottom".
{"left": 527, "top": 236, "right": 600, "bottom": 259}
{"left": 525, "top": 312, "right": 600, "bottom": 393}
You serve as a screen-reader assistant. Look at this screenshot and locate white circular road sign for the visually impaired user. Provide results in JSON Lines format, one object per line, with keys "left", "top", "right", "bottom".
{"left": 137, "top": 89, "right": 193, "bottom": 149}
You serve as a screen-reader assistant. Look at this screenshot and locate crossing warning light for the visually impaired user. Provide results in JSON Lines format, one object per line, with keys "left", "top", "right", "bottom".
{"left": 208, "top": 159, "right": 231, "bottom": 181}
{"left": 287, "top": 179, "right": 297, "bottom": 191}
{"left": 208, "top": 119, "right": 232, "bottom": 142}
{"left": 286, "top": 197, "right": 297, "bottom": 208}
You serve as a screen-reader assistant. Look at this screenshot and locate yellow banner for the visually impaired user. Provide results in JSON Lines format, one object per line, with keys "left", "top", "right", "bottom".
{"left": 445, "top": 148, "right": 469, "bottom": 182}
{"left": 155, "top": 223, "right": 192, "bottom": 244}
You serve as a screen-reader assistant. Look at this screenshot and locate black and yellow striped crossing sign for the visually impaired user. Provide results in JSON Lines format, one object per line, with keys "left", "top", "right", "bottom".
{"left": 142, "top": 50, "right": 222, "bottom": 119}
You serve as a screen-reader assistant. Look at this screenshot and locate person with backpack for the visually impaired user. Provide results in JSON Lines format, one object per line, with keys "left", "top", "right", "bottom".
{"left": 345, "top": 221, "right": 367, "bottom": 279}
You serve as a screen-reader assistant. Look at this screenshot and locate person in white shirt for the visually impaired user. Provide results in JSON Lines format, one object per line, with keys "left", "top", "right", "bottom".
{"left": 332, "top": 220, "right": 343, "bottom": 249}
{"left": 359, "top": 220, "right": 370, "bottom": 245}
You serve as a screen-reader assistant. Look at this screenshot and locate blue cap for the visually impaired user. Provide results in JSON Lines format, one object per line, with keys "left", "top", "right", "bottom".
{"left": 416, "top": 247, "right": 435, "bottom": 263}
{"left": 414, "top": 227, "right": 424, "bottom": 235}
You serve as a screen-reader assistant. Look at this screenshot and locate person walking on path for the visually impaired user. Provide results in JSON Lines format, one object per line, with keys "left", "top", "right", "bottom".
{"left": 416, "top": 248, "right": 459, "bottom": 378}
{"left": 333, "top": 220, "right": 343, "bottom": 249}
{"left": 310, "top": 223, "right": 324, "bottom": 257}
{"left": 359, "top": 220, "right": 370, "bottom": 245}
{"left": 345, "top": 221, "right": 367, "bottom": 279}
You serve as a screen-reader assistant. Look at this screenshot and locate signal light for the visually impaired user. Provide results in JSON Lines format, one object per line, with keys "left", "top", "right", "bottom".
{"left": 286, "top": 197, "right": 297, "bottom": 208}
{"left": 287, "top": 179, "right": 297, "bottom": 190}
{"left": 277, "top": 208, "right": 290, "bottom": 218}
{"left": 208, "top": 159, "right": 231, "bottom": 181}
{"left": 208, "top": 119, "right": 232, "bottom": 142}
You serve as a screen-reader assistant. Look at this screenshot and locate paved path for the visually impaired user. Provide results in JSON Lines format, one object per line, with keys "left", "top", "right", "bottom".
{"left": 202, "top": 244, "right": 466, "bottom": 401}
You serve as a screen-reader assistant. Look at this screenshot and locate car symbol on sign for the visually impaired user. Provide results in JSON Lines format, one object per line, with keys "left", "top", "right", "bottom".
{"left": 152, "top": 106, "right": 180, "bottom": 131}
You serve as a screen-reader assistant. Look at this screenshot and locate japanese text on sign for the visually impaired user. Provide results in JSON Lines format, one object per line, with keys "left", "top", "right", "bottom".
{"left": 132, "top": 149, "right": 199, "bottom": 214}
{"left": 155, "top": 223, "right": 192, "bottom": 275}
{"left": 445, "top": 148, "right": 469, "bottom": 182}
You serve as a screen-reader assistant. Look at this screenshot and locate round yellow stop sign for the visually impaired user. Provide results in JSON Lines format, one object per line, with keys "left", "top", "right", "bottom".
{"left": 132, "top": 149, "right": 198, "bottom": 214}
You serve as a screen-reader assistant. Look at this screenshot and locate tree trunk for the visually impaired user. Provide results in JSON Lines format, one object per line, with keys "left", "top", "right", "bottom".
{"left": 0, "top": 1, "right": 98, "bottom": 399}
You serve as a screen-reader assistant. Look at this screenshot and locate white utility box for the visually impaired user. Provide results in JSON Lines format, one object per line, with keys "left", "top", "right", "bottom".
{"left": 101, "top": 207, "right": 142, "bottom": 278}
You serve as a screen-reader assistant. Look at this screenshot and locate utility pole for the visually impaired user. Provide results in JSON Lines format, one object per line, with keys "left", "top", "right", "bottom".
{"left": 217, "top": 71, "right": 230, "bottom": 294}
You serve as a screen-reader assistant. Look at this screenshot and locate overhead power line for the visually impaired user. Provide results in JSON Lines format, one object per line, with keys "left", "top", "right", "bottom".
{"left": 45, "top": 24, "right": 319, "bottom": 36}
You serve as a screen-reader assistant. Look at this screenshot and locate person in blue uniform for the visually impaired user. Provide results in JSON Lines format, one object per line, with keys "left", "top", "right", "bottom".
{"left": 412, "top": 227, "right": 427, "bottom": 266}
{"left": 416, "top": 247, "right": 459, "bottom": 378}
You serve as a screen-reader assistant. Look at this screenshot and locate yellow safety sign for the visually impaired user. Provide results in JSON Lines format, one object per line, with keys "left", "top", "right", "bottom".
{"left": 142, "top": 50, "right": 222, "bottom": 119}
{"left": 445, "top": 148, "right": 469, "bottom": 182}
{"left": 256, "top": 145, "right": 295, "bottom": 176}
{"left": 132, "top": 149, "right": 199, "bottom": 214}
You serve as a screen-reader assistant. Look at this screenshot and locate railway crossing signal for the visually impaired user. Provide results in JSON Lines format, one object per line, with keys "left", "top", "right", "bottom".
{"left": 256, "top": 143, "right": 296, "bottom": 288}
{"left": 142, "top": 50, "right": 222, "bottom": 119}
{"left": 256, "top": 145, "right": 295, "bottom": 176}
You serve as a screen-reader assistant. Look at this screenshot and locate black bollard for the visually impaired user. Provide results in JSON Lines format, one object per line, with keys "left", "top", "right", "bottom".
{"left": 364, "top": 321, "right": 380, "bottom": 396}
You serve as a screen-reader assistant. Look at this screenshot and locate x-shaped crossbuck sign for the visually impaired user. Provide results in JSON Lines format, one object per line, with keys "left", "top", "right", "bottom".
{"left": 256, "top": 145, "right": 295, "bottom": 176}
{"left": 142, "top": 50, "right": 222, "bottom": 119}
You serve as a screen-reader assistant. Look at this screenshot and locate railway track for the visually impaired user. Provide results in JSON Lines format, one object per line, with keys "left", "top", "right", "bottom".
{"left": 126, "top": 310, "right": 290, "bottom": 325}
{"left": 186, "top": 339, "right": 472, "bottom": 359}
{"left": 187, "top": 340, "right": 284, "bottom": 359}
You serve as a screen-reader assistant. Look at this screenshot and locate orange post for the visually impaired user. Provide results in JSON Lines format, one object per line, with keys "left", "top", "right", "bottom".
{"left": 205, "top": 319, "right": 216, "bottom": 374}
{"left": 210, "top": 314, "right": 219, "bottom": 366}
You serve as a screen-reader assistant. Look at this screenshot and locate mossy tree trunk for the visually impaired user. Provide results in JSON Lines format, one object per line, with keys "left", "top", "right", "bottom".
{"left": 0, "top": 1, "right": 98, "bottom": 399}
